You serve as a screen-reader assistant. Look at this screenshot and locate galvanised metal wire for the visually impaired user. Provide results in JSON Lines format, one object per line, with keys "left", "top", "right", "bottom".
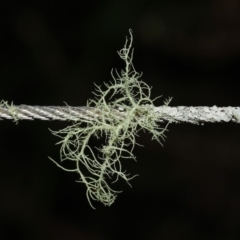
{"left": 0, "top": 104, "right": 240, "bottom": 124}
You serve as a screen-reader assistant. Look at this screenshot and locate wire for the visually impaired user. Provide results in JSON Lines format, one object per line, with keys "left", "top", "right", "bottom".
{"left": 0, "top": 105, "right": 105, "bottom": 121}
{"left": 0, "top": 104, "right": 240, "bottom": 124}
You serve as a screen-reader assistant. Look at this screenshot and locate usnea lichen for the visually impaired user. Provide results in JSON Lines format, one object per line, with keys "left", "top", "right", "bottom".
{"left": 0, "top": 100, "right": 19, "bottom": 124}
{"left": 49, "top": 30, "right": 171, "bottom": 208}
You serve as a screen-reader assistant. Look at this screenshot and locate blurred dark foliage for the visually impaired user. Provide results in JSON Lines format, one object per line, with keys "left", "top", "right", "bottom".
{"left": 0, "top": 0, "right": 240, "bottom": 239}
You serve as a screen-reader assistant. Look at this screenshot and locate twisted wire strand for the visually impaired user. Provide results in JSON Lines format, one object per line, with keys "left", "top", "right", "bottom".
{"left": 0, "top": 105, "right": 105, "bottom": 121}
{"left": 0, "top": 105, "right": 240, "bottom": 124}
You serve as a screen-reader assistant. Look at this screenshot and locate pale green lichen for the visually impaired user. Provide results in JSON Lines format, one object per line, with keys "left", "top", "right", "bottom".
{"left": 0, "top": 100, "right": 19, "bottom": 124}
{"left": 49, "top": 30, "right": 171, "bottom": 208}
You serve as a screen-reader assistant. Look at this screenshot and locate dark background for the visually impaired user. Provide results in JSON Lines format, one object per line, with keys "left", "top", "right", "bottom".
{"left": 0, "top": 0, "right": 240, "bottom": 239}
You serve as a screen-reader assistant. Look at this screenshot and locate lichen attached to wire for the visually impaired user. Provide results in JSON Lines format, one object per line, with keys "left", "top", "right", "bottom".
{"left": 0, "top": 100, "right": 19, "bottom": 124}
{"left": 49, "top": 30, "right": 171, "bottom": 208}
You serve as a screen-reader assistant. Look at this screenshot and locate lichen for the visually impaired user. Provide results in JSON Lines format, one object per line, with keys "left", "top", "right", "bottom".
{"left": 49, "top": 30, "right": 171, "bottom": 208}
{"left": 0, "top": 100, "right": 19, "bottom": 124}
